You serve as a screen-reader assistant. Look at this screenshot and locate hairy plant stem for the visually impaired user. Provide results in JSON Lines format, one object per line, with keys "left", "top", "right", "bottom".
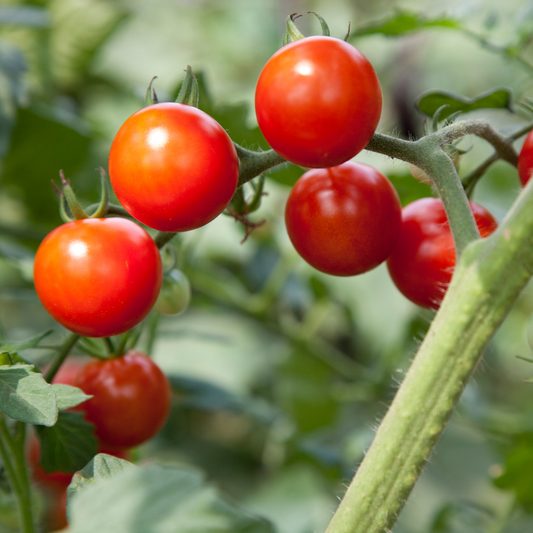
{"left": 325, "top": 169, "right": 533, "bottom": 533}
{"left": 44, "top": 332, "right": 80, "bottom": 383}
{"left": 0, "top": 418, "right": 35, "bottom": 533}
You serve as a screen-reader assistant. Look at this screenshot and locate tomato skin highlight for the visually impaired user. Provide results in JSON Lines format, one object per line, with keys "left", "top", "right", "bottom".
{"left": 34, "top": 218, "right": 162, "bottom": 338}
{"left": 255, "top": 36, "right": 382, "bottom": 168}
{"left": 285, "top": 162, "right": 402, "bottom": 276}
{"left": 75, "top": 351, "right": 171, "bottom": 449}
{"left": 109, "top": 102, "right": 240, "bottom": 232}
{"left": 386, "top": 197, "right": 498, "bottom": 309}
{"left": 518, "top": 129, "right": 533, "bottom": 186}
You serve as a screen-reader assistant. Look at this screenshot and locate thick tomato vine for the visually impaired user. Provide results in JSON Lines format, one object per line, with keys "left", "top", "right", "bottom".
{"left": 386, "top": 197, "right": 498, "bottom": 309}
{"left": 109, "top": 102, "right": 240, "bottom": 232}
{"left": 255, "top": 36, "right": 382, "bottom": 168}
{"left": 33, "top": 218, "right": 162, "bottom": 338}
{"left": 285, "top": 162, "right": 402, "bottom": 276}
{"left": 75, "top": 351, "right": 172, "bottom": 450}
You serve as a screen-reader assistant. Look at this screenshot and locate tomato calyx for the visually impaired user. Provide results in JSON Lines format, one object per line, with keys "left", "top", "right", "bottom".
{"left": 53, "top": 168, "right": 110, "bottom": 222}
{"left": 283, "top": 13, "right": 306, "bottom": 44}
{"left": 144, "top": 76, "right": 159, "bottom": 106}
{"left": 175, "top": 65, "right": 199, "bottom": 108}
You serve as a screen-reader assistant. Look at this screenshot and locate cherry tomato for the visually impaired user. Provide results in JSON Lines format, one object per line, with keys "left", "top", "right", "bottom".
{"left": 109, "top": 103, "right": 240, "bottom": 232}
{"left": 518, "top": 129, "right": 533, "bottom": 186}
{"left": 34, "top": 218, "right": 162, "bottom": 338}
{"left": 255, "top": 36, "right": 382, "bottom": 168}
{"left": 75, "top": 351, "right": 171, "bottom": 449}
{"left": 155, "top": 269, "right": 191, "bottom": 315}
{"left": 285, "top": 162, "right": 402, "bottom": 276}
{"left": 386, "top": 197, "right": 498, "bottom": 309}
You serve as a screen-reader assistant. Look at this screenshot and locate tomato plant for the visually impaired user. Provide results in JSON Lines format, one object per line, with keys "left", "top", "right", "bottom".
{"left": 108, "top": 102, "right": 240, "bottom": 232}
{"left": 33, "top": 218, "right": 162, "bottom": 338}
{"left": 75, "top": 351, "right": 172, "bottom": 449}
{"left": 386, "top": 197, "right": 498, "bottom": 309}
{"left": 518, "top": 129, "right": 533, "bottom": 186}
{"left": 255, "top": 36, "right": 382, "bottom": 168}
{"left": 285, "top": 162, "right": 402, "bottom": 276}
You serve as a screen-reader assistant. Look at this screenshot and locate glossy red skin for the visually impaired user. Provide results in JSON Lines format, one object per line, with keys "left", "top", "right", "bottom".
{"left": 518, "top": 129, "right": 533, "bottom": 186}
{"left": 255, "top": 36, "right": 382, "bottom": 168}
{"left": 285, "top": 162, "right": 402, "bottom": 276}
{"left": 109, "top": 102, "right": 239, "bottom": 232}
{"left": 75, "top": 351, "right": 171, "bottom": 449}
{"left": 387, "top": 198, "right": 498, "bottom": 309}
{"left": 34, "top": 218, "right": 162, "bottom": 338}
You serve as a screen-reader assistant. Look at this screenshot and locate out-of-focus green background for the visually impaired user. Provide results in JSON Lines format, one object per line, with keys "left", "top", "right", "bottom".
{"left": 2, "top": 0, "right": 533, "bottom": 532}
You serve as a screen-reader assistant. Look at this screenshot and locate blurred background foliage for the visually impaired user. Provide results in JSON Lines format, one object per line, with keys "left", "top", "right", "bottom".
{"left": 1, "top": 0, "right": 533, "bottom": 532}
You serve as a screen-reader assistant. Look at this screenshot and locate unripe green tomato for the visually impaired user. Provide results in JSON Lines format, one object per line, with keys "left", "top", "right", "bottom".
{"left": 155, "top": 269, "right": 191, "bottom": 315}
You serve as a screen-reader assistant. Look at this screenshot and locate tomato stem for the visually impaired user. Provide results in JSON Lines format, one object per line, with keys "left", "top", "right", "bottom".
{"left": 234, "top": 144, "right": 286, "bottom": 187}
{"left": 44, "top": 333, "right": 80, "bottom": 383}
{"left": 325, "top": 172, "right": 533, "bottom": 533}
{"left": 0, "top": 418, "right": 35, "bottom": 533}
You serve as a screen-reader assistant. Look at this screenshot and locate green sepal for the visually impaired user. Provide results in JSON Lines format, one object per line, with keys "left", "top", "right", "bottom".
{"left": 144, "top": 76, "right": 159, "bottom": 107}
{"left": 431, "top": 104, "right": 449, "bottom": 132}
{"left": 282, "top": 13, "right": 306, "bottom": 44}
{"left": 308, "top": 11, "right": 330, "bottom": 36}
{"left": 88, "top": 168, "right": 109, "bottom": 219}
{"left": 176, "top": 66, "right": 199, "bottom": 107}
{"left": 59, "top": 170, "right": 88, "bottom": 221}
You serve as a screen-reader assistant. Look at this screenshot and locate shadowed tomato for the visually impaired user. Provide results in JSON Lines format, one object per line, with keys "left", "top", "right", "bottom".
{"left": 518, "top": 129, "right": 533, "bottom": 186}
{"left": 255, "top": 36, "right": 382, "bottom": 168}
{"left": 285, "top": 162, "right": 401, "bottom": 276}
{"left": 387, "top": 197, "right": 498, "bottom": 309}
{"left": 75, "top": 351, "right": 171, "bottom": 449}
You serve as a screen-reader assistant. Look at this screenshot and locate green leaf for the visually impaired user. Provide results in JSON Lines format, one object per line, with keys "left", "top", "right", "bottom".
{"left": 415, "top": 87, "right": 513, "bottom": 120}
{"left": 67, "top": 463, "right": 275, "bottom": 533}
{"left": 51, "top": 384, "right": 92, "bottom": 410}
{"left": 0, "top": 329, "right": 53, "bottom": 355}
{"left": 387, "top": 171, "right": 433, "bottom": 207}
{"left": 0, "top": 365, "right": 57, "bottom": 426}
{"left": 352, "top": 10, "right": 460, "bottom": 37}
{"left": 36, "top": 411, "right": 97, "bottom": 474}
{"left": 0, "top": 105, "right": 91, "bottom": 225}
{"left": 494, "top": 433, "right": 533, "bottom": 512}
{"left": 0, "top": 353, "right": 30, "bottom": 366}
{"left": 68, "top": 453, "right": 134, "bottom": 500}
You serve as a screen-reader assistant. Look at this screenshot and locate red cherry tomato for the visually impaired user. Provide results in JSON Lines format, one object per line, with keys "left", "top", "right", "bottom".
{"left": 75, "top": 351, "right": 171, "bottom": 449}
{"left": 518, "top": 129, "right": 533, "bottom": 186}
{"left": 285, "top": 162, "right": 402, "bottom": 276}
{"left": 386, "top": 197, "right": 498, "bottom": 309}
{"left": 255, "top": 36, "right": 382, "bottom": 168}
{"left": 108, "top": 103, "right": 240, "bottom": 232}
{"left": 34, "top": 218, "right": 162, "bottom": 338}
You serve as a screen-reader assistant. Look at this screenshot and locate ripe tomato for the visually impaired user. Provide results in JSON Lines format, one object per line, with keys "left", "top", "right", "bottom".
{"left": 108, "top": 103, "right": 240, "bottom": 232}
{"left": 518, "top": 129, "right": 533, "bottom": 186}
{"left": 34, "top": 218, "right": 162, "bottom": 338}
{"left": 386, "top": 197, "right": 498, "bottom": 309}
{"left": 255, "top": 36, "right": 382, "bottom": 168}
{"left": 75, "top": 351, "right": 171, "bottom": 449}
{"left": 285, "top": 162, "right": 402, "bottom": 276}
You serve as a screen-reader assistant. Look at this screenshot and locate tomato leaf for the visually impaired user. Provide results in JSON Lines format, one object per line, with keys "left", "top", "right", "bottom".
{"left": 415, "top": 87, "right": 513, "bottom": 120}
{"left": 0, "top": 364, "right": 57, "bottom": 426}
{"left": 67, "top": 453, "right": 134, "bottom": 502}
{"left": 36, "top": 411, "right": 97, "bottom": 474}
{"left": 494, "top": 433, "right": 533, "bottom": 513}
{"left": 51, "top": 384, "right": 92, "bottom": 411}
{"left": 67, "top": 463, "right": 275, "bottom": 533}
{"left": 352, "top": 10, "right": 460, "bottom": 37}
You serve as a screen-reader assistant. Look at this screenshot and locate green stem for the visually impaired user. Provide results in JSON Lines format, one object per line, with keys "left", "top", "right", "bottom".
{"left": 325, "top": 174, "right": 533, "bottom": 533}
{"left": 0, "top": 417, "right": 35, "bottom": 533}
{"left": 234, "top": 145, "right": 286, "bottom": 187}
{"left": 103, "top": 337, "right": 115, "bottom": 354}
{"left": 44, "top": 333, "right": 80, "bottom": 383}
